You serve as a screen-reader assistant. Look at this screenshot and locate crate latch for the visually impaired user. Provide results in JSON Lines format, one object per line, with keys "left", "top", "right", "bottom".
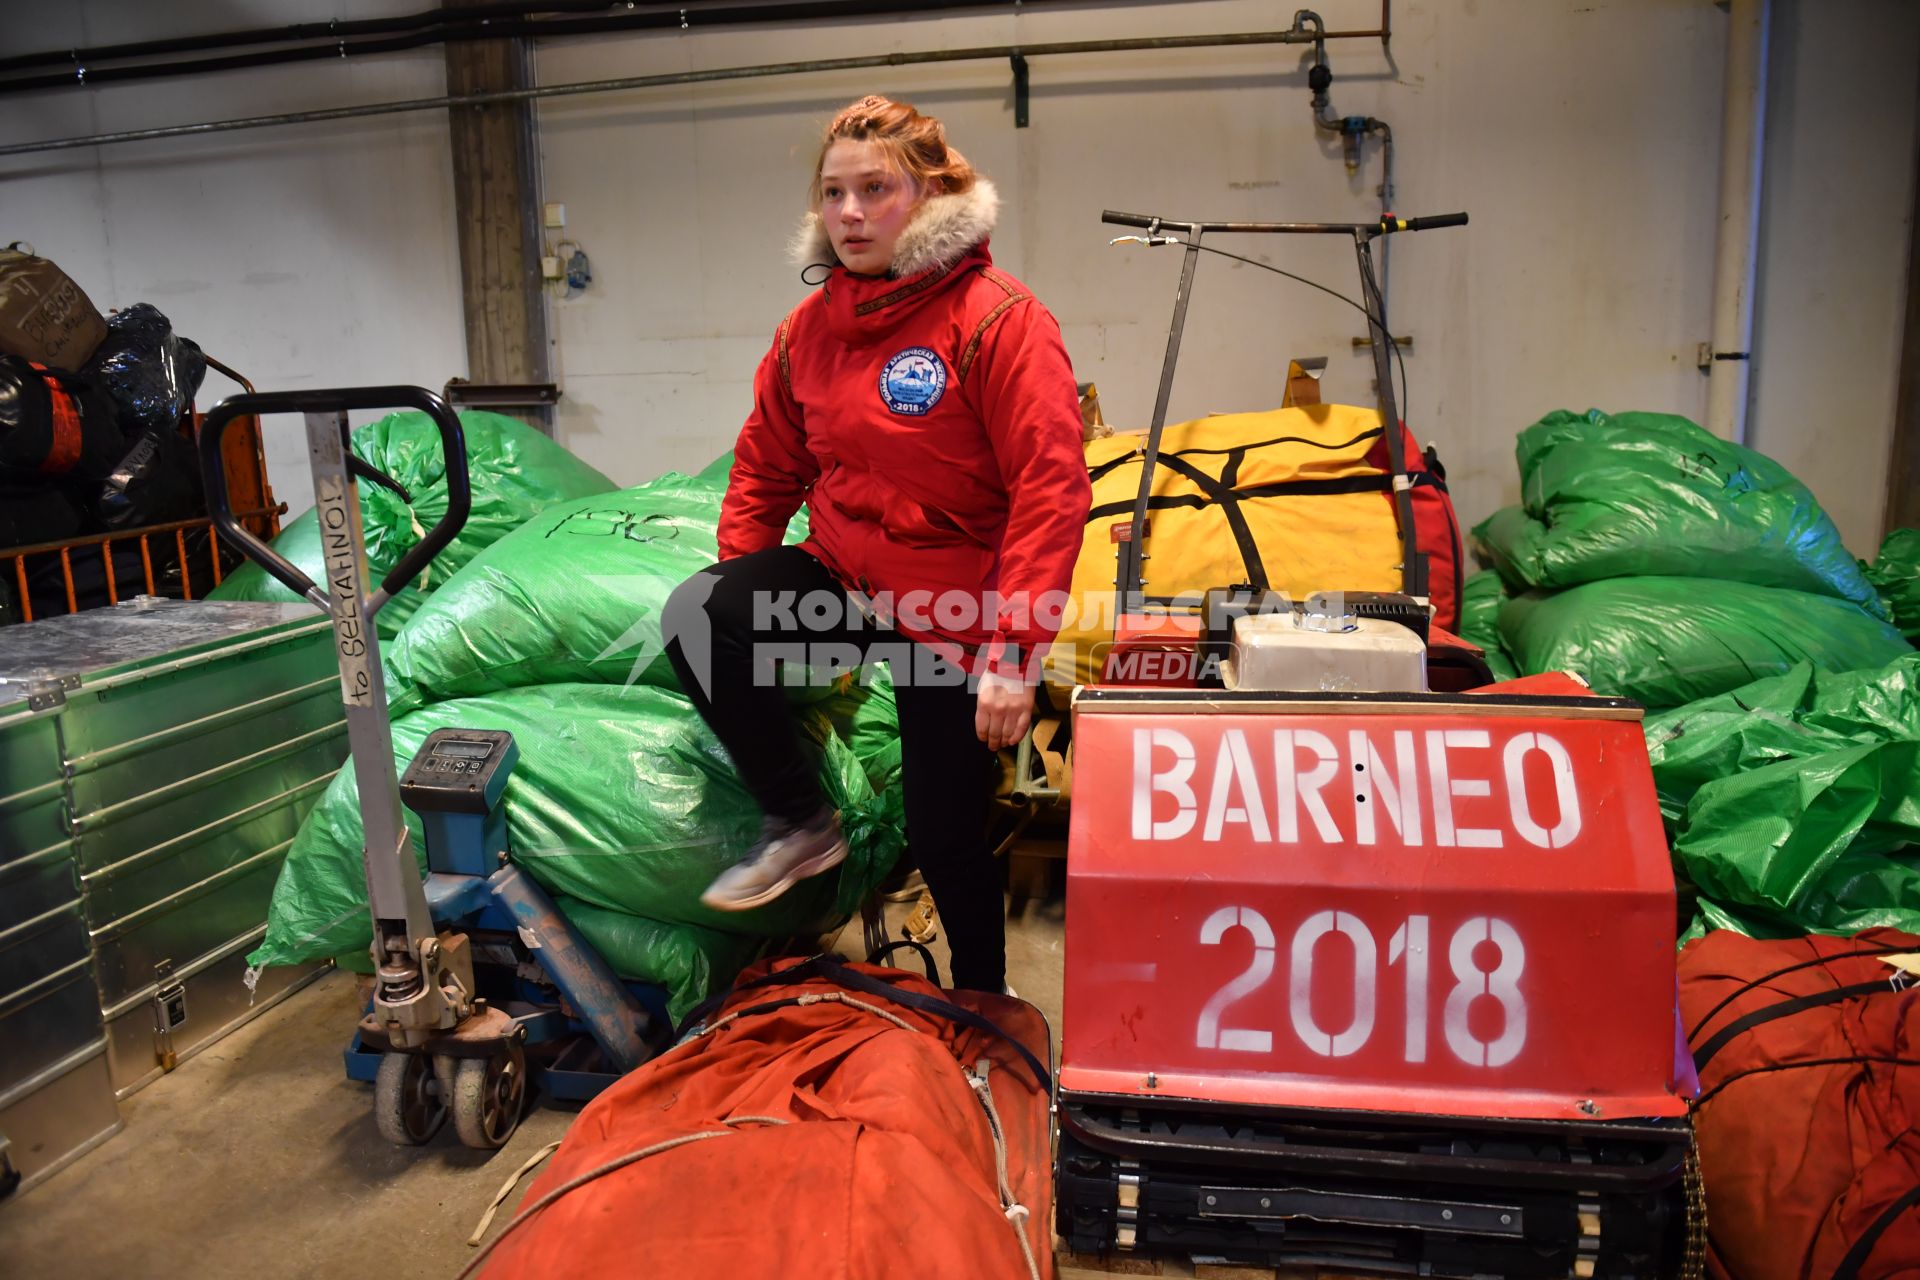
{"left": 153, "top": 959, "right": 188, "bottom": 1071}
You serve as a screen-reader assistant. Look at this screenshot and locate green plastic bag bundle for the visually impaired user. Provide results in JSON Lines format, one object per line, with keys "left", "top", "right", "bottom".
{"left": 1679, "top": 743, "right": 1920, "bottom": 935}
{"left": 1473, "top": 410, "right": 1885, "bottom": 616}
{"left": 1472, "top": 506, "right": 1544, "bottom": 596}
{"left": 846, "top": 667, "right": 903, "bottom": 792}
{"left": 552, "top": 895, "right": 764, "bottom": 1021}
{"left": 1499, "top": 576, "right": 1913, "bottom": 709}
{"left": 1865, "top": 528, "right": 1920, "bottom": 642}
{"left": 248, "top": 682, "right": 904, "bottom": 1018}
{"left": 1643, "top": 655, "right": 1920, "bottom": 826}
{"left": 209, "top": 410, "right": 614, "bottom": 634}
{"left": 695, "top": 449, "right": 738, "bottom": 485}
{"left": 382, "top": 470, "right": 806, "bottom": 713}
{"left": 1644, "top": 656, "right": 1920, "bottom": 941}
{"left": 1458, "top": 570, "right": 1518, "bottom": 683}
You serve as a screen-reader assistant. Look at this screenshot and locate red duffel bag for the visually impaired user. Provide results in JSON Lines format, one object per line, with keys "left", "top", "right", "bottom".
{"left": 471, "top": 956, "right": 1054, "bottom": 1279}
{"left": 1365, "top": 424, "right": 1463, "bottom": 632}
{"left": 1679, "top": 928, "right": 1920, "bottom": 1280}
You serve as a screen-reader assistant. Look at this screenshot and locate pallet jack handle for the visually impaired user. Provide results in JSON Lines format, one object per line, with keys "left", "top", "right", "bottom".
{"left": 199, "top": 386, "right": 469, "bottom": 615}
{"left": 199, "top": 386, "right": 470, "bottom": 1025}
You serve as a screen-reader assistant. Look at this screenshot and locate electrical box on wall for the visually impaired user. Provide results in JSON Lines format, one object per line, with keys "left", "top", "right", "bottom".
{"left": 543, "top": 203, "right": 566, "bottom": 229}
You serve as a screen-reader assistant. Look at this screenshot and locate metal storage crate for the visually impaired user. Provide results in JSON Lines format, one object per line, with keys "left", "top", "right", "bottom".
{"left": 0, "top": 694, "right": 119, "bottom": 1196}
{"left": 0, "top": 598, "right": 347, "bottom": 1192}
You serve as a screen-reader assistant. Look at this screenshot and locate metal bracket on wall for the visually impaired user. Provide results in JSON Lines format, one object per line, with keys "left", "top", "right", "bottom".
{"left": 1011, "top": 54, "right": 1030, "bottom": 128}
{"left": 1697, "top": 340, "right": 1713, "bottom": 373}
{"left": 443, "top": 380, "right": 561, "bottom": 409}
{"left": 1696, "top": 342, "right": 1750, "bottom": 374}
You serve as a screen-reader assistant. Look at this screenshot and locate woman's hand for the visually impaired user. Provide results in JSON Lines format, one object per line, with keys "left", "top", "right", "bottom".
{"left": 975, "top": 670, "right": 1033, "bottom": 751}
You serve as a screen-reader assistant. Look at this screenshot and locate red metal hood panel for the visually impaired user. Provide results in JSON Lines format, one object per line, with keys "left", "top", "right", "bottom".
{"left": 1062, "top": 690, "right": 1697, "bottom": 1122}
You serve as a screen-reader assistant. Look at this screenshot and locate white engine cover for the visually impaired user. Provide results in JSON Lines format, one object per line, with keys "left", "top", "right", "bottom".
{"left": 1222, "top": 613, "right": 1427, "bottom": 693}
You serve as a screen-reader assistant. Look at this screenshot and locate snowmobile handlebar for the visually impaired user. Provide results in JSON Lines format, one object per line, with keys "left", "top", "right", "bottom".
{"left": 1101, "top": 210, "right": 1468, "bottom": 237}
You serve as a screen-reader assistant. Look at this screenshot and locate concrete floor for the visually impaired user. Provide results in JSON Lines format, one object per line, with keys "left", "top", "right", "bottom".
{"left": 0, "top": 890, "right": 1180, "bottom": 1280}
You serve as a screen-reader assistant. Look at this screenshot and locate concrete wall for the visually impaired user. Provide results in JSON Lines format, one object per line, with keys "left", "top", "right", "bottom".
{"left": 531, "top": 0, "right": 1920, "bottom": 548}
{"left": 533, "top": 0, "right": 1734, "bottom": 539}
{"left": 4, "top": 0, "right": 1915, "bottom": 551}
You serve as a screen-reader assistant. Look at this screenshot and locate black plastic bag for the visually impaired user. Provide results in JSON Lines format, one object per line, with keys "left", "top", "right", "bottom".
{"left": 0, "top": 476, "right": 90, "bottom": 550}
{"left": 96, "top": 423, "right": 204, "bottom": 530}
{"left": 84, "top": 302, "right": 207, "bottom": 437}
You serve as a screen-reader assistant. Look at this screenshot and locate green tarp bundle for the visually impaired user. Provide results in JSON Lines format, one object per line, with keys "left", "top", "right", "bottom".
{"left": 247, "top": 683, "right": 904, "bottom": 1019}
{"left": 846, "top": 669, "right": 903, "bottom": 793}
{"left": 1472, "top": 410, "right": 1911, "bottom": 708}
{"left": 1645, "top": 655, "right": 1920, "bottom": 943}
{"left": 209, "top": 410, "right": 614, "bottom": 634}
{"left": 1469, "top": 413, "right": 1920, "bottom": 943}
{"left": 1475, "top": 409, "right": 1886, "bottom": 615}
{"left": 1499, "top": 577, "right": 1912, "bottom": 709}
{"left": 383, "top": 468, "right": 806, "bottom": 714}
{"left": 375, "top": 454, "right": 905, "bottom": 843}
{"left": 1865, "top": 528, "right": 1920, "bottom": 643}
{"left": 1458, "top": 570, "right": 1518, "bottom": 683}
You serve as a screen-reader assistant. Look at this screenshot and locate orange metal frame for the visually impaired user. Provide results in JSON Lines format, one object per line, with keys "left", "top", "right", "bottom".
{"left": 4, "top": 355, "right": 284, "bottom": 624}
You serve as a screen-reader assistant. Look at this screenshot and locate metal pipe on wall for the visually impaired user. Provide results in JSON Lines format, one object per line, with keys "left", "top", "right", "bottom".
{"left": 1293, "top": 8, "right": 1396, "bottom": 323}
{"left": 0, "top": 0, "right": 1088, "bottom": 94}
{"left": 1, "top": 1, "right": 1388, "bottom": 96}
{"left": 0, "top": 1, "right": 613, "bottom": 73}
{"left": 0, "top": 27, "right": 1389, "bottom": 158}
{"left": 1706, "top": 0, "right": 1771, "bottom": 445}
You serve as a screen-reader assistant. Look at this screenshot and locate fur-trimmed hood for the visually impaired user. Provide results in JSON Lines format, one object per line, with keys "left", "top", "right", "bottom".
{"left": 790, "top": 177, "right": 1000, "bottom": 278}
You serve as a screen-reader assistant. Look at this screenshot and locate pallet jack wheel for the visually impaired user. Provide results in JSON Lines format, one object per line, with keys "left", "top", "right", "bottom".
{"left": 374, "top": 1051, "right": 447, "bottom": 1146}
{"left": 450, "top": 1041, "right": 526, "bottom": 1150}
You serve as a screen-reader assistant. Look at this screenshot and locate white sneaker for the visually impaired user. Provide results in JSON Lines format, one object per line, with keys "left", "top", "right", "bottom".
{"left": 700, "top": 809, "right": 848, "bottom": 912}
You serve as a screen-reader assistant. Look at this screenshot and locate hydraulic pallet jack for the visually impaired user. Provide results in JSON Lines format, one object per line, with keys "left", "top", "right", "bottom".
{"left": 200, "top": 387, "right": 666, "bottom": 1150}
{"left": 1055, "top": 212, "right": 1704, "bottom": 1276}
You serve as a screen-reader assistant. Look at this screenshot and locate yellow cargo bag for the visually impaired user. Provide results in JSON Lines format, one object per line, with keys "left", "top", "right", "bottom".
{"left": 1041, "top": 403, "right": 1407, "bottom": 692}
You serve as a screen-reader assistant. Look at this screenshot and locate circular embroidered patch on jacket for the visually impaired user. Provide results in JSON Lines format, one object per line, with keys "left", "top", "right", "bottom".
{"left": 878, "top": 347, "right": 947, "bottom": 416}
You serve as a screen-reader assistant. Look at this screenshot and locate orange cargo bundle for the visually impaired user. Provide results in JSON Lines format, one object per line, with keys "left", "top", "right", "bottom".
{"left": 470, "top": 958, "right": 1054, "bottom": 1280}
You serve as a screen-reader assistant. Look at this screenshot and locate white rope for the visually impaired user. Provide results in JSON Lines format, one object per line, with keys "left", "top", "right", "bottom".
{"left": 683, "top": 990, "right": 920, "bottom": 1045}
{"left": 461, "top": 991, "right": 1041, "bottom": 1280}
{"left": 966, "top": 1058, "right": 1043, "bottom": 1280}
{"left": 690, "top": 991, "right": 1041, "bottom": 1279}
{"left": 455, "top": 1115, "right": 788, "bottom": 1279}
{"left": 467, "top": 1140, "right": 564, "bottom": 1246}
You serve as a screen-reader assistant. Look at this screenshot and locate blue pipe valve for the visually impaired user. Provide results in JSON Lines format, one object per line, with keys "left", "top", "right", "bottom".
{"left": 1342, "top": 116, "right": 1369, "bottom": 174}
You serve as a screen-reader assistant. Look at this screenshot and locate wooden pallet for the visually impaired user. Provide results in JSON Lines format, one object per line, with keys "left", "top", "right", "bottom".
{"left": 1057, "top": 1251, "right": 1163, "bottom": 1276}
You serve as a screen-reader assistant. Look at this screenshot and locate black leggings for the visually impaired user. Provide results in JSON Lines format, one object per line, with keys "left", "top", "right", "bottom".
{"left": 663, "top": 545, "right": 1004, "bottom": 992}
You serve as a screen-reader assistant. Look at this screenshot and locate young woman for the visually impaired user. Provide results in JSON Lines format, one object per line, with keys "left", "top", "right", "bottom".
{"left": 664, "top": 96, "right": 1090, "bottom": 993}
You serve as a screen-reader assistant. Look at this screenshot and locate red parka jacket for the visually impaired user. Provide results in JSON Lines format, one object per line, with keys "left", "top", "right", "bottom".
{"left": 718, "top": 179, "right": 1091, "bottom": 676}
